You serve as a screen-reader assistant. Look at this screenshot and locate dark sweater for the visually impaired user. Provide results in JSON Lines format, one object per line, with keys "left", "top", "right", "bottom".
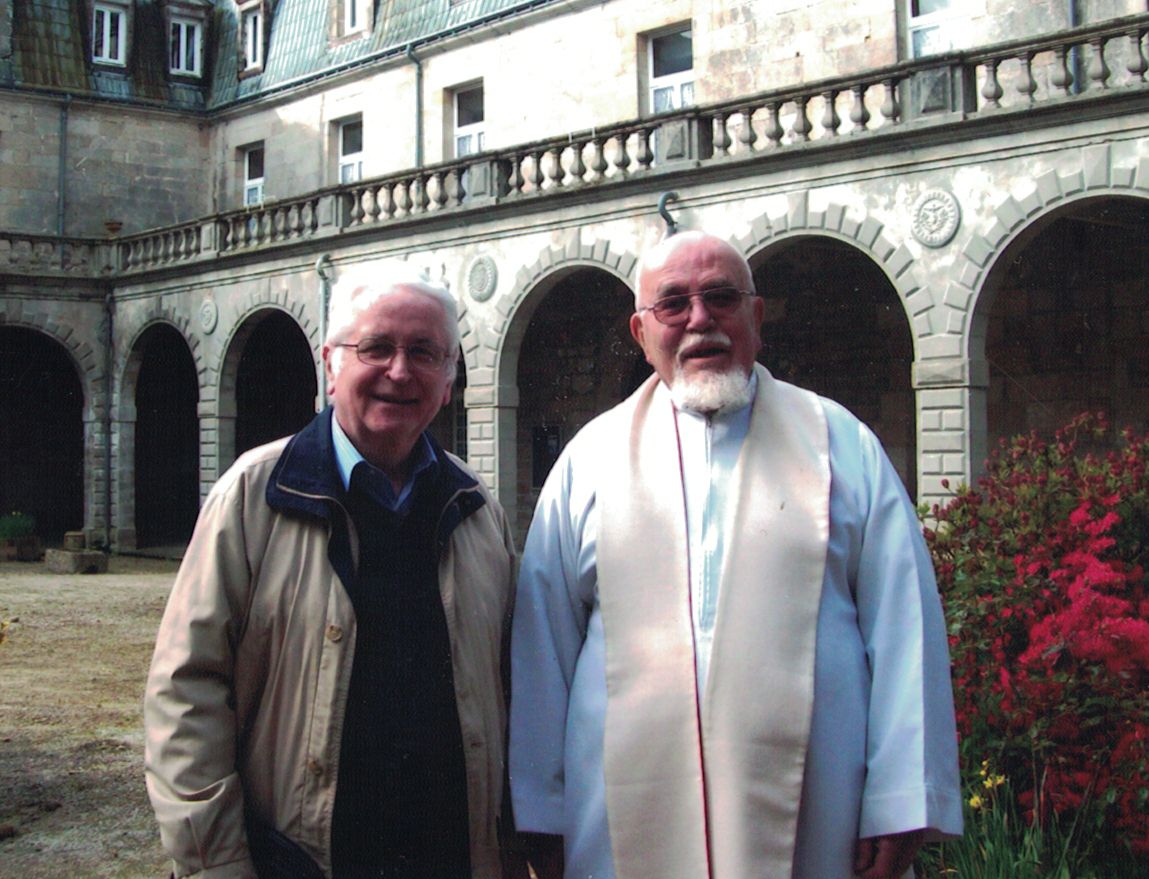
{"left": 329, "top": 461, "right": 471, "bottom": 879}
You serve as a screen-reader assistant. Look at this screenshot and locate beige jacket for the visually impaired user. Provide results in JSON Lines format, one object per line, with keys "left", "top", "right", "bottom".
{"left": 144, "top": 411, "right": 516, "bottom": 878}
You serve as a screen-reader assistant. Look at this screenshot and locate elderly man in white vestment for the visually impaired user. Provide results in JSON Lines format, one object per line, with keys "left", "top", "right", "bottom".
{"left": 508, "top": 230, "right": 963, "bottom": 879}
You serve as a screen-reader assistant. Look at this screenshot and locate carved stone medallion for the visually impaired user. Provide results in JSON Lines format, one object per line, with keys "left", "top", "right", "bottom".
{"left": 912, "top": 189, "right": 961, "bottom": 248}
{"left": 199, "top": 298, "right": 219, "bottom": 334}
{"left": 466, "top": 255, "right": 498, "bottom": 302}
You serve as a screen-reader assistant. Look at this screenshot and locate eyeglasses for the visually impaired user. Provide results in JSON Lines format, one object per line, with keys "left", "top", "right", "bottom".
{"left": 338, "top": 337, "right": 451, "bottom": 371}
{"left": 637, "top": 287, "right": 755, "bottom": 326}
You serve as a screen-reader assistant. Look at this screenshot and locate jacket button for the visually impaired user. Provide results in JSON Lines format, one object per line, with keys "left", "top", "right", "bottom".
{"left": 325, "top": 624, "right": 343, "bottom": 642}
{"left": 308, "top": 758, "right": 323, "bottom": 776}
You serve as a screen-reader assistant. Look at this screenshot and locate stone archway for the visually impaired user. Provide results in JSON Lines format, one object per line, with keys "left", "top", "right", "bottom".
{"left": 513, "top": 266, "right": 646, "bottom": 538}
{"left": 131, "top": 323, "right": 200, "bottom": 548}
{"left": 978, "top": 194, "right": 1149, "bottom": 444}
{"left": 233, "top": 309, "right": 319, "bottom": 456}
{"left": 742, "top": 192, "right": 925, "bottom": 498}
{"left": 217, "top": 307, "right": 318, "bottom": 469}
{"left": 959, "top": 145, "right": 1149, "bottom": 478}
{"left": 0, "top": 327, "right": 85, "bottom": 543}
{"left": 751, "top": 235, "right": 917, "bottom": 495}
{"left": 486, "top": 232, "right": 640, "bottom": 538}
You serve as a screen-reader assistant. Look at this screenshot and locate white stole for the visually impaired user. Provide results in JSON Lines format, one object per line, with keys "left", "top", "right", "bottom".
{"left": 596, "top": 365, "right": 831, "bottom": 878}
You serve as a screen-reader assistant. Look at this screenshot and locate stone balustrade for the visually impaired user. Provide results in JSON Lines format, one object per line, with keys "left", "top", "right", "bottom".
{"left": 4, "top": 13, "right": 1148, "bottom": 282}
{"left": 0, "top": 233, "right": 107, "bottom": 277}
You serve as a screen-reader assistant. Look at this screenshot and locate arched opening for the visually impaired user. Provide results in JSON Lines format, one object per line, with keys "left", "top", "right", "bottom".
{"left": 234, "top": 310, "right": 318, "bottom": 456}
{"left": 134, "top": 324, "right": 199, "bottom": 548}
{"left": 0, "top": 327, "right": 84, "bottom": 543}
{"left": 983, "top": 196, "right": 1149, "bottom": 446}
{"left": 752, "top": 236, "right": 917, "bottom": 495}
{"left": 514, "top": 267, "right": 648, "bottom": 539}
{"left": 429, "top": 359, "right": 468, "bottom": 459}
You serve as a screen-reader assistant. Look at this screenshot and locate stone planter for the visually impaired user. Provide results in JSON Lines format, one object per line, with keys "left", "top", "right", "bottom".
{"left": 0, "top": 535, "right": 43, "bottom": 561}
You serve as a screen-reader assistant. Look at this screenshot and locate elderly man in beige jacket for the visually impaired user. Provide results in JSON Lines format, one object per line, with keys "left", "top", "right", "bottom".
{"left": 145, "top": 262, "right": 515, "bottom": 879}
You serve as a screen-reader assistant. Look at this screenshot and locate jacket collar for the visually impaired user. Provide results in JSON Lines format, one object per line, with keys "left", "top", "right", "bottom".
{"left": 267, "top": 408, "right": 485, "bottom": 543}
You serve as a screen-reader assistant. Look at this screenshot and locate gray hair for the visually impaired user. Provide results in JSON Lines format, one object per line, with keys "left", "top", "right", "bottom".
{"left": 326, "top": 260, "right": 460, "bottom": 380}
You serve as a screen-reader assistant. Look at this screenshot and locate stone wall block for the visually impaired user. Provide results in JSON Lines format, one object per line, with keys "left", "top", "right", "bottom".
{"left": 615, "top": 253, "right": 636, "bottom": 281}
{"left": 1060, "top": 168, "right": 1085, "bottom": 196}
{"left": 886, "top": 244, "right": 913, "bottom": 279}
{"left": 994, "top": 196, "right": 1026, "bottom": 232}
{"left": 942, "top": 283, "right": 973, "bottom": 312}
{"left": 787, "top": 191, "right": 809, "bottom": 228}
{"left": 1035, "top": 168, "right": 1063, "bottom": 204}
{"left": 1083, "top": 144, "right": 1112, "bottom": 189}
{"left": 750, "top": 214, "right": 772, "bottom": 243}
{"left": 1015, "top": 187, "right": 1042, "bottom": 217}
{"left": 857, "top": 216, "right": 883, "bottom": 248}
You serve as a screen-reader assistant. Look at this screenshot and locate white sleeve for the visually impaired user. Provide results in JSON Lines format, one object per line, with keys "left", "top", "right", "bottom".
{"left": 841, "top": 411, "right": 963, "bottom": 839}
{"left": 508, "top": 436, "right": 598, "bottom": 833}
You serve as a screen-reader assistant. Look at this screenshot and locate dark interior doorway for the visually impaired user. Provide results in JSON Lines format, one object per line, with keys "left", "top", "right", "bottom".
{"left": 235, "top": 310, "right": 318, "bottom": 456}
{"left": 0, "top": 328, "right": 84, "bottom": 543}
{"left": 134, "top": 324, "right": 200, "bottom": 548}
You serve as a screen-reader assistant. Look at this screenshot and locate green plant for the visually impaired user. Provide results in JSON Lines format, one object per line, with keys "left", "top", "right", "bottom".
{"left": 917, "top": 764, "right": 1109, "bottom": 879}
{"left": 0, "top": 511, "right": 35, "bottom": 540}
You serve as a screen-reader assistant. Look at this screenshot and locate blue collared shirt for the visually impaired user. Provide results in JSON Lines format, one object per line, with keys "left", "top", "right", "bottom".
{"left": 331, "top": 415, "right": 438, "bottom": 515}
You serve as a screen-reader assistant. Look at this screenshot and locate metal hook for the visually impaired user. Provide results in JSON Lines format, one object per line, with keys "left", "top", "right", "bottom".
{"left": 314, "top": 253, "right": 333, "bottom": 281}
{"left": 658, "top": 192, "right": 679, "bottom": 237}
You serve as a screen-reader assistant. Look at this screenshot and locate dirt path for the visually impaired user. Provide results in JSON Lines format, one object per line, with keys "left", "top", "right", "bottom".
{"left": 0, "top": 555, "right": 179, "bottom": 878}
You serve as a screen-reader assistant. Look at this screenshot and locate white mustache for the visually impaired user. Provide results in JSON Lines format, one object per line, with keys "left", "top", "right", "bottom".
{"left": 677, "top": 331, "right": 732, "bottom": 357}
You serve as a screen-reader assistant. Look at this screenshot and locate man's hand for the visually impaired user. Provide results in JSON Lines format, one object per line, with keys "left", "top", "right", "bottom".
{"left": 852, "top": 829, "right": 926, "bottom": 878}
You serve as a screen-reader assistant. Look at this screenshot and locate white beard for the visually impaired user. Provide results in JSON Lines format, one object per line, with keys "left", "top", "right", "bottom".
{"left": 670, "top": 367, "right": 753, "bottom": 415}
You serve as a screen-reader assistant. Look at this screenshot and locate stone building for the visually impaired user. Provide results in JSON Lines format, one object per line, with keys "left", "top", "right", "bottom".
{"left": 2, "top": 0, "right": 1149, "bottom": 549}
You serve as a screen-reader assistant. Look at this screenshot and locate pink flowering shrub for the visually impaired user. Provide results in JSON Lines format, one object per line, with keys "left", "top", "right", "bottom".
{"left": 924, "top": 414, "right": 1149, "bottom": 865}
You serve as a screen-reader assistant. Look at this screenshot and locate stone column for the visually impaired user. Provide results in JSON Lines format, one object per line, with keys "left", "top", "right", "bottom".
{"left": 914, "top": 355, "right": 989, "bottom": 515}
{"left": 463, "top": 382, "right": 519, "bottom": 533}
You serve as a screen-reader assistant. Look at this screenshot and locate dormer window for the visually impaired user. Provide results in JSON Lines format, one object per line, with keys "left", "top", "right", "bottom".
{"left": 344, "top": 0, "right": 365, "bottom": 35}
{"left": 170, "top": 17, "right": 203, "bottom": 76}
{"left": 240, "top": 2, "right": 265, "bottom": 72}
{"left": 92, "top": 1, "right": 128, "bottom": 66}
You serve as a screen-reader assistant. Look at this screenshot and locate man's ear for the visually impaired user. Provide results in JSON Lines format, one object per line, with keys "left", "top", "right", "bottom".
{"left": 322, "top": 345, "right": 337, "bottom": 396}
{"left": 629, "top": 312, "right": 645, "bottom": 349}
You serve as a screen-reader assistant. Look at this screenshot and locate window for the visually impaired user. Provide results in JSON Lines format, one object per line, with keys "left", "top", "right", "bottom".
{"left": 170, "top": 17, "right": 202, "bottom": 76}
{"left": 454, "top": 85, "right": 485, "bottom": 158}
{"left": 344, "top": 0, "right": 365, "bottom": 35}
{"left": 92, "top": 3, "right": 127, "bottom": 66}
{"left": 338, "top": 119, "right": 364, "bottom": 183}
{"left": 908, "top": 0, "right": 956, "bottom": 57}
{"left": 242, "top": 7, "right": 264, "bottom": 70}
{"left": 243, "top": 145, "right": 265, "bottom": 206}
{"left": 649, "top": 27, "right": 693, "bottom": 114}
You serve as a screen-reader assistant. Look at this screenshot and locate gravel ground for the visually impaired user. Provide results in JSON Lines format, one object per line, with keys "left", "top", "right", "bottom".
{"left": 0, "top": 554, "right": 179, "bottom": 879}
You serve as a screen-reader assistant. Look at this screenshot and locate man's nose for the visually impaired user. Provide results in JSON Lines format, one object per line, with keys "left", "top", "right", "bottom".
{"left": 385, "top": 349, "right": 414, "bottom": 380}
{"left": 684, "top": 296, "right": 716, "bottom": 331}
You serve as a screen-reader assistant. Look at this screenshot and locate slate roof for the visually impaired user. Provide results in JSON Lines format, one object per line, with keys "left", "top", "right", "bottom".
{"left": 2, "top": 0, "right": 561, "bottom": 112}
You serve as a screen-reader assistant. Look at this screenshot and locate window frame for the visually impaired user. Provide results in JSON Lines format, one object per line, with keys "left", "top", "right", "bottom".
{"left": 243, "top": 144, "right": 266, "bottom": 207}
{"left": 453, "top": 83, "right": 485, "bottom": 158}
{"left": 343, "top": 0, "right": 364, "bottom": 35}
{"left": 241, "top": 4, "right": 265, "bottom": 72}
{"left": 907, "top": 0, "right": 958, "bottom": 58}
{"left": 92, "top": 2, "right": 128, "bottom": 67}
{"left": 169, "top": 16, "right": 203, "bottom": 77}
{"left": 647, "top": 25, "right": 694, "bottom": 115}
{"left": 338, "top": 118, "right": 364, "bottom": 184}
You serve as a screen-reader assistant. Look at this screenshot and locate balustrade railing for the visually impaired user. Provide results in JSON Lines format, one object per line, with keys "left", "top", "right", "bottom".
{"left": 0, "top": 233, "right": 105, "bottom": 276}
{"left": 4, "top": 13, "right": 1148, "bottom": 281}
